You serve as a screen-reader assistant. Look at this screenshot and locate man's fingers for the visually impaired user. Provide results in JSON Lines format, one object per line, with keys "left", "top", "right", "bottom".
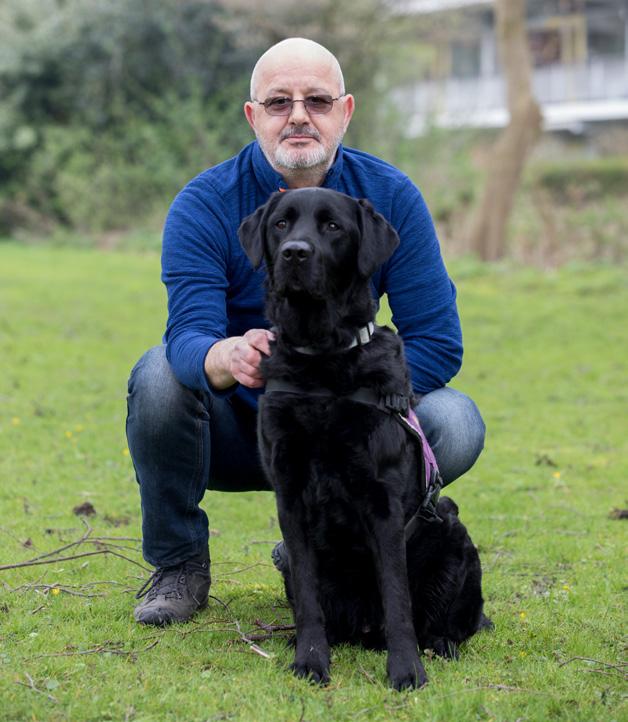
{"left": 233, "top": 357, "right": 263, "bottom": 381}
{"left": 234, "top": 343, "right": 263, "bottom": 371}
{"left": 228, "top": 329, "right": 275, "bottom": 389}
{"left": 233, "top": 372, "right": 264, "bottom": 388}
{"left": 244, "top": 329, "right": 275, "bottom": 357}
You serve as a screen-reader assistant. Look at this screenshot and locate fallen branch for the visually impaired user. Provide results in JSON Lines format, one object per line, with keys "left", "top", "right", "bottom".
{"left": 253, "top": 619, "right": 295, "bottom": 633}
{"left": 358, "top": 664, "right": 379, "bottom": 685}
{"left": 22, "top": 518, "right": 93, "bottom": 563}
{"left": 15, "top": 672, "right": 57, "bottom": 703}
{"left": 29, "top": 640, "right": 159, "bottom": 660}
{"left": 0, "top": 549, "right": 115, "bottom": 571}
{"left": 249, "top": 540, "right": 281, "bottom": 545}
{"left": 216, "top": 562, "right": 272, "bottom": 577}
{"left": 558, "top": 656, "right": 627, "bottom": 679}
{"left": 0, "top": 548, "right": 150, "bottom": 572}
{"left": 244, "top": 619, "right": 295, "bottom": 643}
{"left": 12, "top": 582, "right": 105, "bottom": 598}
{"left": 210, "top": 594, "right": 273, "bottom": 660}
{"left": 0, "top": 520, "right": 149, "bottom": 573}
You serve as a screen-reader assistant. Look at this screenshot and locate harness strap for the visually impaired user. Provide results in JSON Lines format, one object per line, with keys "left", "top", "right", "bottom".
{"left": 263, "top": 380, "right": 443, "bottom": 535}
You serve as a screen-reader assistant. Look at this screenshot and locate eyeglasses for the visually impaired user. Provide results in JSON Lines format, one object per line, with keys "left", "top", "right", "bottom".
{"left": 254, "top": 94, "right": 346, "bottom": 116}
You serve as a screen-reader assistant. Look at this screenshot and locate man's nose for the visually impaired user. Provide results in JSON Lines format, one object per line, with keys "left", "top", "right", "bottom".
{"left": 288, "top": 99, "right": 311, "bottom": 124}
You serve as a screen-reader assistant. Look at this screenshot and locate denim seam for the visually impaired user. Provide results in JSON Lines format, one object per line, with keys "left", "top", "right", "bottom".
{"left": 182, "top": 413, "right": 209, "bottom": 557}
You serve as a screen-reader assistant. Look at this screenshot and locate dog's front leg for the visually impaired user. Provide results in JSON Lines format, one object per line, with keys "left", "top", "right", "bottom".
{"left": 367, "top": 500, "right": 427, "bottom": 690}
{"left": 276, "top": 496, "right": 330, "bottom": 685}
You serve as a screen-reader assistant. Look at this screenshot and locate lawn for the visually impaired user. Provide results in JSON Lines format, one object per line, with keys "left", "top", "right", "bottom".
{"left": 0, "top": 244, "right": 626, "bottom": 721}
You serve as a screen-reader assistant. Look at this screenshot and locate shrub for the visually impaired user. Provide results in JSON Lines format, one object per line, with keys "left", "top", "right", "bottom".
{"left": 0, "top": 0, "right": 256, "bottom": 232}
{"left": 530, "top": 156, "right": 628, "bottom": 202}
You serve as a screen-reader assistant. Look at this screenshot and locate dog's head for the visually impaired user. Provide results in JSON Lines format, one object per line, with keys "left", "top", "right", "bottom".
{"left": 238, "top": 188, "right": 399, "bottom": 300}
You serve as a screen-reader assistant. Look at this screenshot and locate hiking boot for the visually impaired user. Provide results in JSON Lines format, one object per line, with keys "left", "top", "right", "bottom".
{"left": 134, "top": 552, "right": 210, "bottom": 626}
{"left": 271, "top": 540, "right": 289, "bottom": 574}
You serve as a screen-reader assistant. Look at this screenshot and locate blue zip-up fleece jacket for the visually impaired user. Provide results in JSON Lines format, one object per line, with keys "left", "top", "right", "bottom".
{"left": 162, "top": 140, "right": 463, "bottom": 410}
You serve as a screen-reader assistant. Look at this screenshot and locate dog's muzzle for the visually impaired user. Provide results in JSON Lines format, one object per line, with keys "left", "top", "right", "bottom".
{"left": 275, "top": 239, "right": 322, "bottom": 295}
{"left": 279, "top": 240, "right": 314, "bottom": 265}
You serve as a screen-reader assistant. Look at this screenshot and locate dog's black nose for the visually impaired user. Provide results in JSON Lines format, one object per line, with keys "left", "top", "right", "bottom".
{"left": 280, "top": 240, "right": 313, "bottom": 264}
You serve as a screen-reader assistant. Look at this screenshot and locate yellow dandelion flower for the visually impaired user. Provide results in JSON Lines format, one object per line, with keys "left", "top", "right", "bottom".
{"left": 519, "top": 651, "right": 527, "bottom": 657}
{"left": 519, "top": 611, "right": 527, "bottom": 620}
{"left": 122, "top": 448, "right": 130, "bottom": 457}
{"left": 552, "top": 471, "right": 561, "bottom": 479}
{"left": 51, "top": 588, "right": 61, "bottom": 596}
{"left": 11, "top": 417, "right": 21, "bottom": 426}
{"left": 562, "top": 584, "right": 571, "bottom": 592}
{"left": 65, "top": 430, "right": 73, "bottom": 439}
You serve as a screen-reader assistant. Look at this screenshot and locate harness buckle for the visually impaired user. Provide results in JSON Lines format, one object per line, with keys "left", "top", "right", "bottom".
{"left": 417, "top": 471, "right": 443, "bottom": 524}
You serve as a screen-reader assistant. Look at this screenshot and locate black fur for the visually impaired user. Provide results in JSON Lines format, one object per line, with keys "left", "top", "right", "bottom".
{"left": 238, "top": 188, "right": 489, "bottom": 690}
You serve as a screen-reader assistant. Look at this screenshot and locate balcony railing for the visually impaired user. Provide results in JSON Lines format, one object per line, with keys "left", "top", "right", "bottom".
{"left": 401, "top": 56, "right": 628, "bottom": 132}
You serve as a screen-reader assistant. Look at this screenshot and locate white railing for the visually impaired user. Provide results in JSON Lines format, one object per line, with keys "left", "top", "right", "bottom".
{"left": 401, "top": 56, "right": 628, "bottom": 131}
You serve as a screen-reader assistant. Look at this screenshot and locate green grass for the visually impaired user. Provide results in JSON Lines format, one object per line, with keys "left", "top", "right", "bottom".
{"left": 0, "top": 244, "right": 626, "bottom": 721}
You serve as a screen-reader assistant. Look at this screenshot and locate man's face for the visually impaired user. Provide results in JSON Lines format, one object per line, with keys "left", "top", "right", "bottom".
{"left": 244, "top": 57, "right": 354, "bottom": 176}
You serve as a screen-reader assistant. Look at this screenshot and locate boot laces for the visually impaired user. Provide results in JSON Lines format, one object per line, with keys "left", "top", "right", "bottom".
{"left": 135, "top": 567, "right": 185, "bottom": 601}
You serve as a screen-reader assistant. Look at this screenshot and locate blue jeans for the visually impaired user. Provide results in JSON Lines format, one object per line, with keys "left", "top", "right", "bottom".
{"left": 126, "top": 346, "right": 486, "bottom": 568}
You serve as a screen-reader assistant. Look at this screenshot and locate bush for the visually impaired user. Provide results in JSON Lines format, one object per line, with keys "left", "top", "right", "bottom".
{"left": 0, "top": 0, "right": 256, "bottom": 232}
{"left": 11, "top": 86, "right": 252, "bottom": 232}
{"left": 530, "top": 156, "right": 628, "bottom": 202}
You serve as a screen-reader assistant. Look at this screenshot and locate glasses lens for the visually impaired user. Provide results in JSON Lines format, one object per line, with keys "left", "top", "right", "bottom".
{"left": 261, "top": 95, "right": 338, "bottom": 115}
{"left": 304, "top": 95, "right": 334, "bottom": 114}
{"left": 264, "top": 97, "right": 293, "bottom": 115}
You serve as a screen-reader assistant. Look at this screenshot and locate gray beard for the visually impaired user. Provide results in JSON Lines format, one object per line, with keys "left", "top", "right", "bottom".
{"left": 274, "top": 142, "right": 329, "bottom": 170}
{"left": 257, "top": 126, "right": 346, "bottom": 174}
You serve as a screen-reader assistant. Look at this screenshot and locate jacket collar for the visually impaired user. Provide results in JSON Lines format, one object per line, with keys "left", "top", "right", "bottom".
{"left": 251, "top": 141, "right": 344, "bottom": 196}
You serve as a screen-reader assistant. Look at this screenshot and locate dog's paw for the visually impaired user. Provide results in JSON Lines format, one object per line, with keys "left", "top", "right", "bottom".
{"left": 291, "top": 644, "right": 331, "bottom": 686}
{"left": 290, "top": 658, "right": 330, "bottom": 686}
{"left": 387, "top": 654, "right": 428, "bottom": 691}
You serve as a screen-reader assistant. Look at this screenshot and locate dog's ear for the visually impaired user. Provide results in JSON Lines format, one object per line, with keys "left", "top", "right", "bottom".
{"left": 238, "top": 192, "right": 283, "bottom": 269}
{"left": 356, "top": 199, "right": 400, "bottom": 277}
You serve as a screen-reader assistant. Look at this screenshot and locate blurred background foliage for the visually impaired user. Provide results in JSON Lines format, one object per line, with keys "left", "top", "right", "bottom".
{"left": 0, "top": 0, "right": 626, "bottom": 264}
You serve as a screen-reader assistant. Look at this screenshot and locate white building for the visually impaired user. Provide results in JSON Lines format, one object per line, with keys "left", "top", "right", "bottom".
{"left": 396, "top": 0, "right": 628, "bottom": 133}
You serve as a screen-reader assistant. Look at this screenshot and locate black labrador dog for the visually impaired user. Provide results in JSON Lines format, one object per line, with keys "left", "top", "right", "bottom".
{"left": 239, "top": 188, "right": 490, "bottom": 690}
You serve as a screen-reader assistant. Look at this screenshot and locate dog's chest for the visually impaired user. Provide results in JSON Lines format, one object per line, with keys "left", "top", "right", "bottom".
{"left": 261, "top": 396, "right": 383, "bottom": 485}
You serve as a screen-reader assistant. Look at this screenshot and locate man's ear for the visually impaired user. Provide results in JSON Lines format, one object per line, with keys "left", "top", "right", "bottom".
{"left": 356, "top": 198, "right": 400, "bottom": 277}
{"left": 238, "top": 192, "right": 282, "bottom": 269}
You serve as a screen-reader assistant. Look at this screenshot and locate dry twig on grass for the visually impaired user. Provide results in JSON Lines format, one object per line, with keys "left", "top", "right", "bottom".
{"left": 0, "top": 520, "right": 150, "bottom": 574}
{"left": 15, "top": 672, "right": 58, "bottom": 703}
{"left": 29, "top": 640, "right": 160, "bottom": 660}
{"left": 209, "top": 594, "right": 275, "bottom": 660}
{"left": 558, "top": 656, "right": 628, "bottom": 680}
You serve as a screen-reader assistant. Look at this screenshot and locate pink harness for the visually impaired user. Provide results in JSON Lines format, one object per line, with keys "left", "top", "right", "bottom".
{"left": 398, "top": 408, "right": 440, "bottom": 497}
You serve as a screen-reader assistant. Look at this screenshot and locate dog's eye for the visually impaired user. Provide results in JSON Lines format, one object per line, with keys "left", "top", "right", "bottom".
{"left": 275, "top": 219, "right": 288, "bottom": 230}
{"left": 327, "top": 221, "right": 341, "bottom": 231}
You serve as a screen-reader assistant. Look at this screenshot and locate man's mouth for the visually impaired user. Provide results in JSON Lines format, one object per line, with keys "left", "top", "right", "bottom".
{"left": 280, "top": 127, "right": 320, "bottom": 144}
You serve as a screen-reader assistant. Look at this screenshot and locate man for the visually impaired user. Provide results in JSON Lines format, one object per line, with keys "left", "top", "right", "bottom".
{"left": 127, "top": 38, "right": 485, "bottom": 625}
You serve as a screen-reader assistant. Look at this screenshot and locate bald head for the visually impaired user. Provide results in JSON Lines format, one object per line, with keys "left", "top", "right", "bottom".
{"left": 250, "top": 38, "right": 345, "bottom": 100}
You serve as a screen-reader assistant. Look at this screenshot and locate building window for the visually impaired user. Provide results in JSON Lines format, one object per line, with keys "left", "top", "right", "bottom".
{"left": 451, "top": 40, "right": 481, "bottom": 78}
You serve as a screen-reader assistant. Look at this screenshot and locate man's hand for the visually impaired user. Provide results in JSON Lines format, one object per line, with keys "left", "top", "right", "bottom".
{"left": 204, "top": 329, "right": 275, "bottom": 390}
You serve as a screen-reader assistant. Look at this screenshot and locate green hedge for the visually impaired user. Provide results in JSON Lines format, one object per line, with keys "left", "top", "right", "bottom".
{"left": 530, "top": 156, "right": 628, "bottom": 200}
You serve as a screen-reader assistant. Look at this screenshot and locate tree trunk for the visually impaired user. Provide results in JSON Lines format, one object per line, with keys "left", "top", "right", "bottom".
{"left": 467, "top": 0, "right": 542, "bottom": 261}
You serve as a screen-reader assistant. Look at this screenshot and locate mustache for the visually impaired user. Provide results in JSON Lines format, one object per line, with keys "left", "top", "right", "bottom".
{"left": 280, "top": 126, "right": 321, "bottom": 141}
